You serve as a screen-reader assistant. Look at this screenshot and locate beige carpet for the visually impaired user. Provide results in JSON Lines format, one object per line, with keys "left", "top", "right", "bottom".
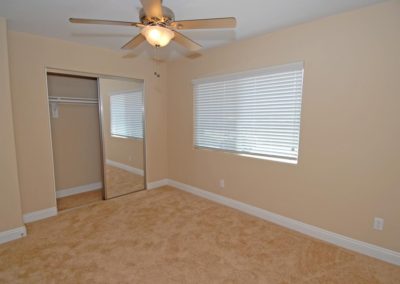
{"left": 0, "top": 186, "right": 399, "bottom": 283}
{"left": 57, "top": 190, "right": 103, "bottom": 211}
{"left": 105, "top": 165, "right": 145, "bottom": 198}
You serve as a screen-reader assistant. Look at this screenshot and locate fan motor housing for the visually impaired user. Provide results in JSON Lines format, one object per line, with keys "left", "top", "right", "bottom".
{"left": 139, "top": 6, "right": 175, "bottom": 25}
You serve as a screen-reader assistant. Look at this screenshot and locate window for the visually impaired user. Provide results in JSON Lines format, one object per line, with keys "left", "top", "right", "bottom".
{"left": 110, "top": 91, "right": 143, "bottom": 139}
{"left": 193, "top": 62, "right": 304, "bottom": 163}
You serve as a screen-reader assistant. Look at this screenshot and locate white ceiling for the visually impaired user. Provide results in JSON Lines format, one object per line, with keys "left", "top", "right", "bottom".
{"left": 0, "top": 0, "right": 385, "bottom": 59}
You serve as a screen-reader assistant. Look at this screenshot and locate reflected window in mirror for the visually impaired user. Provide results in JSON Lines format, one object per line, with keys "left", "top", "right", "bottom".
{"left": 110, "top": 91, "right": 143, "bottom": 139}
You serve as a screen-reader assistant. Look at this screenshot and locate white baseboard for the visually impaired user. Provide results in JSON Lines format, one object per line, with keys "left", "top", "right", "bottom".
{"left": 0, "top": 226, "right": 27, "bottom": 244}
{"left": 23, "top": 207, "right": 57, "bottom": 224}
{"left": 106, "top": 160, "right": 144, "bottom": 176}
{"left": 147, "top": 179, "right": 169, "bottom": 190}
{"left": 165, "top": 179, "right": 400, "bottom": 266}
{"left": 56, "top": 182, "right": 103, "bottom": 198}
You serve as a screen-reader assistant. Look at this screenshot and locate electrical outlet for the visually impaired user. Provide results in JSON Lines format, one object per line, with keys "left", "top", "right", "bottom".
{"left": 219, "top": 179, "right": 225, "bottom": 188}
{"left": 373, "top": 217, "right": 384, "bottom": 231}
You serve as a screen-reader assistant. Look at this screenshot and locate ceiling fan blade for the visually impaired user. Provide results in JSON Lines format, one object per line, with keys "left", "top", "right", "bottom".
{"left": 121, "top": 34, "right": 146, "bottom": 49}
{"left": 170, "top": 17, "right": 236, "bottom": 30}
{"left": 173, "top": 31, "right": 202, "bottom": 52}
{"left": 69, "top": 18, "right": 142, "bottom": 27}
{"left": 140, "top": 0, "right": 163, "bottom": 19}
{"left": 186, "top": 52, "right": 202, "bottom": 59}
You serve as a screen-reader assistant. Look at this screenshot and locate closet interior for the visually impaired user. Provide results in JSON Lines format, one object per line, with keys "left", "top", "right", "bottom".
{"left": 48, "top": 73, "right": 103, "bottom": 210}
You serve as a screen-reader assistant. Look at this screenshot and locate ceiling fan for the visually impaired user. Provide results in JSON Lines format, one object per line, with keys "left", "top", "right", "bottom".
{"left": 69, "top": 0, "right": 237, "bottom": 56}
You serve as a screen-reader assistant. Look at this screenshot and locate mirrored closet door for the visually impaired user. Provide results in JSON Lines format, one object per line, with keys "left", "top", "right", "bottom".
{"left": 99, "top": 77, "right": 146, "bottom": 199}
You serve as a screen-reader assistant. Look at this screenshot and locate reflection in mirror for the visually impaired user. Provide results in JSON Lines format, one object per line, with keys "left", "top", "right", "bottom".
{"left": 99, "top": 78, "right": 145, "bottom": 199}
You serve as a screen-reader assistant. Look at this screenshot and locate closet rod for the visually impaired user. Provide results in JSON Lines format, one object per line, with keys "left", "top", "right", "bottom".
{"left": 48, "top": 96, "right": 98, "bottom": 105}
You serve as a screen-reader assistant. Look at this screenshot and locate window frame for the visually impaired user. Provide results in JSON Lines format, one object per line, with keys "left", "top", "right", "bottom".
{"left": 192, "top": 62, "right": 305, "bottom": 164}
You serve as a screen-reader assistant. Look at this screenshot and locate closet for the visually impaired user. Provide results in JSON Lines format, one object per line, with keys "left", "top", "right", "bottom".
{"left": 47, "top": 72, "right": 146, "bottom": 211}
{"left": 47, "top": 73, "right": 103, "bottom": 210}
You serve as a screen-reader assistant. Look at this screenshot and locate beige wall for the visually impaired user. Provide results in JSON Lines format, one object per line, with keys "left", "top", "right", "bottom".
{"left": 106, "top": 137, "right": 144, "bottom": 170}
{"left": 47, "top": 74, "right": 98, "bottom": 99}
{"left": 8, "top": 31, "right": 168, "bottom": 214}
{"left": 99, "top": 78, "right": 144, "bottom": 170}
{"left": 50, "top": 104, "right": 102, "bottom": 190}
{"left": 0, "top": 18, "right": 23, "bottom": 232}
{"left": 167, "top": 1, "right": 400, "bottom": 252}
{"left": 48, "top": 75, "right": 102, "bottom": 191}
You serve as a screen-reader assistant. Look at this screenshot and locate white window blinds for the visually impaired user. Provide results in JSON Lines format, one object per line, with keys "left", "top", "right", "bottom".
{"left": 110, "top": 91, "right": 143, "bottom": 139}
{"left": 193, "top": 62, "right": 304, "bottom": 163}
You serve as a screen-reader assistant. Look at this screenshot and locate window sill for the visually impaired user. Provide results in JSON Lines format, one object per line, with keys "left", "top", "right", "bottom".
{"left": 111, "top": 134, "right": 143, "bottom": 141}
{"left": 237, "top": 153, "right": 298, "bottom": 165}
{"left": 194, "top": 146, "right": 298, "bottom": 165}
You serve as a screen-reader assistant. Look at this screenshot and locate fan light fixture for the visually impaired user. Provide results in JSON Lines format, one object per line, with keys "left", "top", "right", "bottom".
{"left": 69, "top": 0, "right": 237, "bottom": 53}
{"left": 141, "top": 25, "right": 174, "bottom": 47}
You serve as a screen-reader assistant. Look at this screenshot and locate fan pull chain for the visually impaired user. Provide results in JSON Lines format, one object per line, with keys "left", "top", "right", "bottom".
{"left": 153, "top": 45, "right": 161, "bottom": 78}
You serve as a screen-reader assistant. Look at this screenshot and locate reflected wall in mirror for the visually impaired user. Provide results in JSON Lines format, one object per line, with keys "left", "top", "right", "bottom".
{"left": 99, "top": 78, "right": 145, "bottom": 199}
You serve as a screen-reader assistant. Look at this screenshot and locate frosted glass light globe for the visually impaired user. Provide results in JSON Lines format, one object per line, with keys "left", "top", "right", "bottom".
{"left": 141, "top": 25, "right": 174, "bottom": 47}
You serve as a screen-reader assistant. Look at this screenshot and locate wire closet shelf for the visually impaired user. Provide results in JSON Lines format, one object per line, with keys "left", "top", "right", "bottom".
{"left": 48, "top": 96, "right": 98, "bottom": 105}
